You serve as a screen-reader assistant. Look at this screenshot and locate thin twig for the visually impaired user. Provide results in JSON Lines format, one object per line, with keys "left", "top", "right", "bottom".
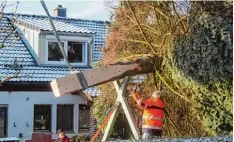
{"left": 121, "top": 38, "right": 161, "bottom": 48}
{"left": 165, "top": 108, "right": 183, "bottom": 136}
{"left": 0, "top": 75, "right": 18, "bottom": 85}
{"left": 172, "top": 1, "right": 186, "bottom": 33}
{"left": 155, "top": 71, "right": 192, "bottom": 103}
{"left": 14, "top": 0, "right": 19, "bottom": 14}
{"left": 148, "top": 5, "right": 169, "bottom": 21}
{"left": 126, "top": 1, "right": 157, "bottom": 54}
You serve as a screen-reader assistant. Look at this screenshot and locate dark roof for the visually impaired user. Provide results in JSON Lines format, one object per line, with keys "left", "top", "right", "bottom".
{"left": 7, "top": 13, "right": 108, "bottom": 61}
{"left": 12, "top": 14, "right": 96, "bottom": 34}
{"left": 0, "top": 13, "right": 108, "bottom": 96}
{"left": 0, "top": 14, "right": 145, "bottom": 96}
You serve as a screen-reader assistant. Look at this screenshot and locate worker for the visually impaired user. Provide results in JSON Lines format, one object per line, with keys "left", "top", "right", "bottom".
{"left": 131, "top": 90, "right": 164, "bottom": 140}
{"left": 56, "top": 129, "right": 73, "bottom": 142}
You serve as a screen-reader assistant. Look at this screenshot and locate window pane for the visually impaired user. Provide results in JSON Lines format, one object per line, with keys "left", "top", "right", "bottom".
{"left": 48, "top": 42, "right": 64, "bottom": 61}
{"left": 68, "top": 42, "right": 83, "bottom": 63}
{"left": 57, "top": 105, "right": 73, "bottom": 132}
{"left": 79, "top": 105, "right": 90, "bottom": 130}
{"left": 34, "top": 105, "right": 51, "bottom": 132}
{"left": 0, "top": 107, "right": 7, "bottom": 138}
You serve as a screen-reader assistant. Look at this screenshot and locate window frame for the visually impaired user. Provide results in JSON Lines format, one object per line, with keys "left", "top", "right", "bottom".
{"left": 56, "top": 104, "right": 74, "bottom": 133}
{"left": 33, "top": 105, "right": 52, "bottom": 132}
{"left": 78, "top": 104, "right": 90, "bottom": 132}
{"left": 45, "top": 39, "right": 88, "bottom": 66}
{"left": 68, "top": 41, "right": 86, "bottom": 65}
{"left": 0, "top": 105, "right": 8, "bottom": 138}
{"left": 46, "top": 40, "right": 67, "bottom": 65}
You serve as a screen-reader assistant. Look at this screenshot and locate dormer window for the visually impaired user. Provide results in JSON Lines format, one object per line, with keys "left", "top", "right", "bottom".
{"left": 45, "top": 35, "right": 90, "bottom": 66}
{"left": 67, "top": 41, "right": 84, "bottom": 63}
{"left": 48, "top": 41, "right": 65, "bottom": 61}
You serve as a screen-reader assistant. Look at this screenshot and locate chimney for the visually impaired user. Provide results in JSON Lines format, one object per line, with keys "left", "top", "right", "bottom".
{"left": 54, "top": 5, "right": 67, "bottom": 17}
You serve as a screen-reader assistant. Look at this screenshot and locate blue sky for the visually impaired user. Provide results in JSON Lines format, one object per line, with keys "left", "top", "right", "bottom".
{"left": 1, "top": 0, "right": 113, "bottom": 21}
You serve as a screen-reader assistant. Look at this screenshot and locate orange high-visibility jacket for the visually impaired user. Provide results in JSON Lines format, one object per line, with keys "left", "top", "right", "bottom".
{"left": 132, "top": 92, "right": 164, "bottom": 131}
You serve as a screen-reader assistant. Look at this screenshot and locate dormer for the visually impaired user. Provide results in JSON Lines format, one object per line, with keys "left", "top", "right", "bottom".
{"left": 13, "top": 5, "right": 99, "bottom": 67}
{"left": 40, "top": 33, "right": 94, "bottom": 67}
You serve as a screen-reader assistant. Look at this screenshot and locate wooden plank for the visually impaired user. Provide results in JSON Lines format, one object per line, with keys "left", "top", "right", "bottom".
{"left": 45, "top": 133, "right": 51, "bottom": 142}
{"left": 26, "top": 133, "right": 52, "bottom": 142}
{"left": 101, "top": 102, "right": 121, "bottom": 141}
{"left": 102, "top": 77, "right": 140, "bottom": 141}
{"left": 31, "top": 132, "right": 52, "bottom": 142}
{"left": 113, "top": 78, "right": 140, "bottom": 140}
{"left": 51, "top": 62, "right": 155, "bottom": 97}
{"left": 31, "top": 132, "right": 37, "bottom": 142}
{"left": 118, "top": 88, "right": 141, "bottom": 140}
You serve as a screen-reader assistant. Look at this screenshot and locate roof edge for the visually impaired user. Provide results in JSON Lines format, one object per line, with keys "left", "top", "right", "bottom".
{"left": 7, "top": 17, "right": 40, "bottom": 65}
{"left": 5, "top": 13, "right": 111, "bottom": 24}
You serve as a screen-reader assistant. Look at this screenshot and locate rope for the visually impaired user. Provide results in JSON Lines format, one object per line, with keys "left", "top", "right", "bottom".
{"left": 90, "top": 103, "right": 120, "bottom": 142}
{"left": 96, "top": 103, "right": 120, "bottom": 126}
{"left": 76, "top": 72, "right": 88, "bottom": 90}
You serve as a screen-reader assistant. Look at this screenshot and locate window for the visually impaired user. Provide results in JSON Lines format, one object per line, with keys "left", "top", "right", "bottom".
{"left": 68, "top": 42, "right": 84, "bottom": 63}
{"left": 46, "top": 40, "right": 86, "bottom": 65}
{"left": 34, "top": 105, "right": 51, "bottom": 132}
{"left": 79, "top": 104, "right": 90, "bottom": 132}
{"left": 48, "top": 41, "right": 65, "bottom": 61}
{"left": 0, "top": 105, "right": 7, "bottom": 138}
{"left": 57, "top": 105, "right": 73, "bottom": 132}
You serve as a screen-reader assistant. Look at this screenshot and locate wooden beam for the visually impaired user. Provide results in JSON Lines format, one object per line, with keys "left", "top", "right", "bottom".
{"left": 101, "top": 102, "right": 121, "bottom": 141}
{"left": 114, "top": 82, "right": 141, "bottom": 140}
{"left": 102, "top": 77, "right": 140, "bottom": 141}
{"left": 72, "top": 91, "right": 93, "bottom": 105}
{"left": 51, "top": 54, "right": 162, "bottom": 97}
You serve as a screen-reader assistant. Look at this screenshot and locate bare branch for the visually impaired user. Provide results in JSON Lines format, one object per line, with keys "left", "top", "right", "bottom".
{"left": 126, "top": 1, "right": 157, "bottom": 54}
{"left": 121, "top": 38, "right": 160, "bottom": 48}
{"left": 0, "top": 74, "right": 19, "bottom": 86}
{"left": 172, "top": 1, "right": 187, "bottom": 33}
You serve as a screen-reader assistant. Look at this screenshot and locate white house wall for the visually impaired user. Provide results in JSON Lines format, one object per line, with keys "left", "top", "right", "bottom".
{"left": 0, "top": 91, "right": 87, "bottom": 142}
{"left": 39, "top": 34, "right": 46, "bottom": 64}
{"left": 16, "top": 25, "right": 40, "bottom": 58}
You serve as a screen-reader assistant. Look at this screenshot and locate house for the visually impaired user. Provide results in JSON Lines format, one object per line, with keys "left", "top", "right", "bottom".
{"left": 0, "top": 5, "right": 108, "bottom": 142}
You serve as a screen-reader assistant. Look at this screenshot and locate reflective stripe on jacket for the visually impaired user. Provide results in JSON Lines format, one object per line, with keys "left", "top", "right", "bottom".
{"left": 132, "top": 92, "right": 164, "bottom": 130}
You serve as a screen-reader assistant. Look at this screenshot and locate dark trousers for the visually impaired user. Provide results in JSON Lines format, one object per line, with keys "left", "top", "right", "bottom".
{"left": 142, "top": 129, "right": 162, "bottom": 139}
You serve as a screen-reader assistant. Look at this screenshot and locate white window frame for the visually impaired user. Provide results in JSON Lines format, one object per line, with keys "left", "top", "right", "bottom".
{"left": 33, "top": 104, "right": 52, "bottom": 132}
{"left": 45, "top": 35, "right": 89, "bottom": 66}
{"left": 68, "top": 41, "right": 87, "bottom": 66}
{"left": 0, "top": 104, "right": 8, "bottom": 137}
{"left": 46, "top": 40, "right": 67, "bottom": 65}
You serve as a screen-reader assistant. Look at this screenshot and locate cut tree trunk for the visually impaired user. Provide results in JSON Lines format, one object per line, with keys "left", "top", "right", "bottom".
{"left": 51, "top": 54, "right": 162, "bottom": 97}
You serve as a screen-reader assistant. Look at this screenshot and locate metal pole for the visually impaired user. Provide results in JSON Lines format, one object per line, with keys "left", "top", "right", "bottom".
{"left": 40, "top": 0, "right": 74, "bottom": 73}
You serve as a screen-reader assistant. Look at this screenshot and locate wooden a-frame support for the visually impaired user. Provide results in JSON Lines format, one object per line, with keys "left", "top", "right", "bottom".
{"left": 50, "top": 54, "right": 162, "bottom": 141}
{"left": 102, "top": 76, "right": 140, "bottom": 141}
